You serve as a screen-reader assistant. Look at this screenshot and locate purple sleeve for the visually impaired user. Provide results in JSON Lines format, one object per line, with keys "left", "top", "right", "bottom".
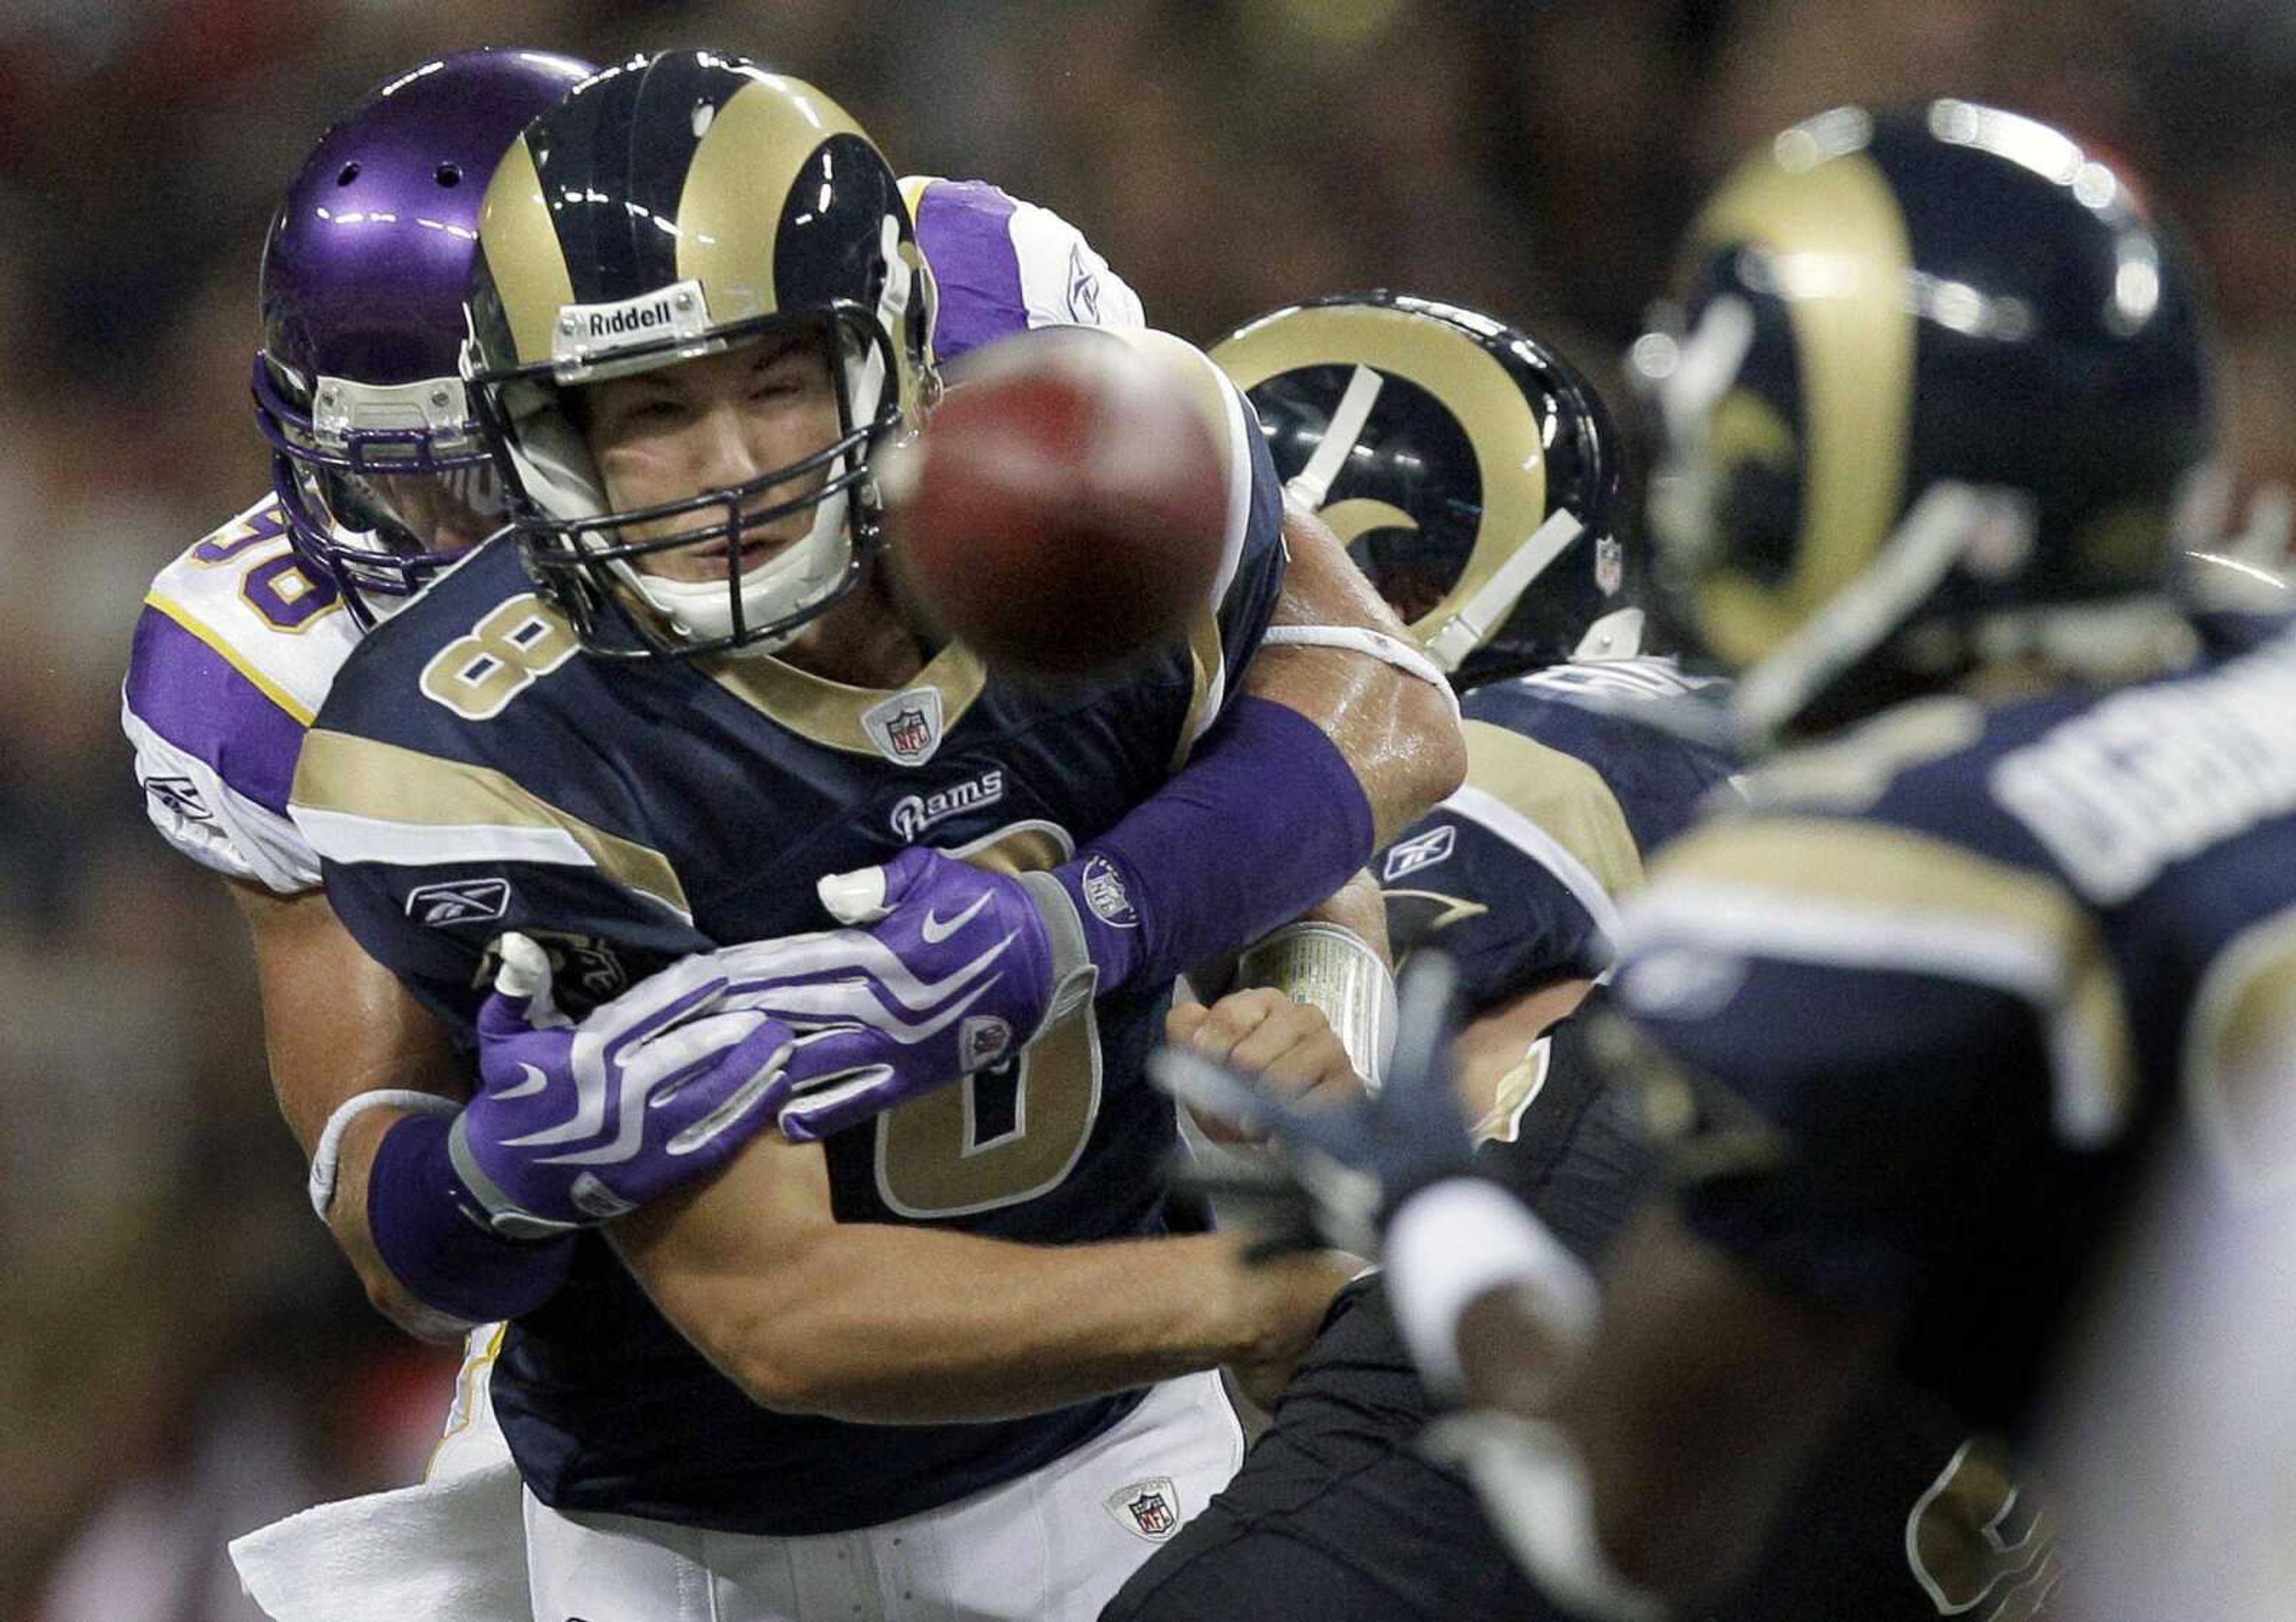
{"left": 914, "top": 181, "right": 1030, "bottom": 365}
{"left": 1055, "top": 696, "right": 1376, "bottom": 993}
{"left": 125, "top": 604, "right": 307, "bottom": 814}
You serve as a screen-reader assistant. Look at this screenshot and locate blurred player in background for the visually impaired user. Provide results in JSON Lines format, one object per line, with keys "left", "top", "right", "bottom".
{"left": 2044, "top": 548, "right": 2296, "bottom": 1622}
{"left": 1113, "top": 290, "right": 1708, "bottom": 1621}
{"left": 1192, "top": 102, "right": 2280, "bottom": 1619}
{"left": 1116, "top": 293, "right": 2019, "bottom": 1622}
{"left": 282, "top": 51, "right": 1461, "bottom": 1621}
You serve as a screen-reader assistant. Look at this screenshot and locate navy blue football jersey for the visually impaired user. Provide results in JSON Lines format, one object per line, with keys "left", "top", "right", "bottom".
{"left": 291, "top": 330, "right": 1287, "bottom": 1535}
{"left": 1615, "top": 622, "right": 2296, "bottom": 1435}
{"left": 1374, "top": 654, "right": 1735, "bottom": 1144}
{"left": 1383, "top": 655, "right": 1735, "bottom": 1002}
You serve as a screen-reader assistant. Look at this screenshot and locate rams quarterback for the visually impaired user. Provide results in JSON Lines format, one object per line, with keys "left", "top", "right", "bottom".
{"left": 282, "top": 50, "right": 1462, "bottom": 1621}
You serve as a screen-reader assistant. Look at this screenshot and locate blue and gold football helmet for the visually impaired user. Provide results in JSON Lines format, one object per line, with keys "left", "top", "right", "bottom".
{"left": 1631, "top": 101, "right": 2222, "bottom": 740}
{"left": 463, "top": 51, "right": 937, "bottom": 658}
{"left": 1211, "top": 292, "right": 1632, "bottom": 688}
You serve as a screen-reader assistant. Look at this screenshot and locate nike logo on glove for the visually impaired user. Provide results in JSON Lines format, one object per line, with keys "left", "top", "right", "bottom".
{"left": 920, "top": 892, "right": 993, "bottom": 944}
{"left": 498, "top": 1063, "right": 551, "bottom": 1101}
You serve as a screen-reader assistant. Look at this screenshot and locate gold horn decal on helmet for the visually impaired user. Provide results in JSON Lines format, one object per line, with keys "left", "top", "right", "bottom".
{"left": 1213, "top": 304, "right": 1546, "bottom": 647}
{"left": 674, "top": 73, "right": 871, "bottom": 322}
{"left": 1318, "top": 498, "right": 1421, "bottom": 548}
{"left": 1690, "top": 141, "right": 1916, "bottom": 666}
{"left": 476, "top": 135, "right": 580, "bottom": 369}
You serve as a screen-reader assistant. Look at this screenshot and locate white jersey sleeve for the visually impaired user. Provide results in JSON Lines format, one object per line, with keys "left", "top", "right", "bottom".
{"left": 121, "top": 495, "right": 361, "bottom": 895}
{"left": 901, "top": 175, "right": 1146, "bottom": 367}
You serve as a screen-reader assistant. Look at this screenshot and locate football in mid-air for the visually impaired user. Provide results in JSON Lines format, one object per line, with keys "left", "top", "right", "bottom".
{"left": 883, "top": 328, "right": 1232, "bottom": 680}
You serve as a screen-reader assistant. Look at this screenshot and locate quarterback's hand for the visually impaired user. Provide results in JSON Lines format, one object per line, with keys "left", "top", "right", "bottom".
{"left": 451, "top": 934, "right": 798, "bottom": 1236}
{"left": 710, "top": 846, "right": 1098, "bottom": 1142}
{"left": 1153, "top": 954, "right": 1475, "bottom": 1258}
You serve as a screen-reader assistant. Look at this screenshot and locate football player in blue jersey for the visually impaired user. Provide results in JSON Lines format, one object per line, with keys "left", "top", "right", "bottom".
{"left": 124, "top": 47, "right": 1157, "bottom": 1361}
{"left": 282, "top": 51, "right": 1463, "bottom": 1620}
{"left": 1113, "top": 294, "right": 2008, "bottom": 1622}
{"left": 1183, "top": 104, "right": 2285, "bottom": 1618}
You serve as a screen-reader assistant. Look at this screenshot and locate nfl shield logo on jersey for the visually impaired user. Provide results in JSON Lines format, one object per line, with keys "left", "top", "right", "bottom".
{"left": 1106, "top": 1477, "right": 1181, "bottom": 1541}
{"left": 863, "top": 687, "right": 946, "bottom": 766}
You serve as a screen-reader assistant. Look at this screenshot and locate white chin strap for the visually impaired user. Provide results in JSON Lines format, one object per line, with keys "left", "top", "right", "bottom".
{"left": 1423, "top": 507, "right": 1589, "bottom": 673}
{"left": 616, "top": 487, "right": 854, "bottom": 654}
{"left": 1729, "top": 481, "right": 2025, "bottom": 747}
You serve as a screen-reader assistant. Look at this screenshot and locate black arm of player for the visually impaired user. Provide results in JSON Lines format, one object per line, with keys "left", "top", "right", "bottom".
{"left": 1448, "top": 1204, "right": 1892, "bottom": 1606}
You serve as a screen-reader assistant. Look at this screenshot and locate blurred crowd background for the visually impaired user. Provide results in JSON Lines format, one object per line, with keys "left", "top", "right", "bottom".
{"left": 6, "top": 0, "right": 2295, "bottom": 1614}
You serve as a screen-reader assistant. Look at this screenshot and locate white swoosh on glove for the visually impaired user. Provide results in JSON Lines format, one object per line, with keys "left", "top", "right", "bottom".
{"left": 920, "top": 892, "right": 993, "bottom": 944}
{"left": 496, "top": 1063, "right": 551, "bottom": 1102}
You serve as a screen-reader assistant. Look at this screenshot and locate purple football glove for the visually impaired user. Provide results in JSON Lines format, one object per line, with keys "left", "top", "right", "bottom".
{"left": 710, "top": 846, "right": 1100, "bottom": 1142}
{"left": 450, "top": 934, "right": 800, "bottom": 1236}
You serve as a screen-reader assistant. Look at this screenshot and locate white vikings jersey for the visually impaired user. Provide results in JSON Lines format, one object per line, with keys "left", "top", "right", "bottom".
{"left": 899, "top": 175, "right": 1146, "bottom": 357}
{"left": 123, "top": 495, "right": 358, "bottom": 893}
{"left": 121, "top": 178, "right": 1144, "bottom": 897}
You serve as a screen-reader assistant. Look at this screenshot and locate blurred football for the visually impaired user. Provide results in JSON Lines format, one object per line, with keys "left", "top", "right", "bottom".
{"left": 884, "top": 328, "right": 1231, "bottom": 680}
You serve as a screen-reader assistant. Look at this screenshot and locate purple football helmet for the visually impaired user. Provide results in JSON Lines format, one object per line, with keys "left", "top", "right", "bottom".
{"left": 252, "top": 48, "right": 596, "bottom": 623}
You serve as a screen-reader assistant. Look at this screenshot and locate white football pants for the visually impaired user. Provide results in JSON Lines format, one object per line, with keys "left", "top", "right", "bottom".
{"left": 522, "top": 1370, "right": 1244, "bottom": 1622}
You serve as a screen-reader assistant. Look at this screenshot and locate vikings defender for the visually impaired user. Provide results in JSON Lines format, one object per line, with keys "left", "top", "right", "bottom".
{"left": 1116, "top": 295, "right": 2008, "bottom": 1621}
{"left": 1193, "top": 106, "right": 2278, "bottom": 1618}
{"left": 283, "top": 53, "right": 1460, "bottom": 1621}
{"left": 120, "top": 53, "right": 603, "bottom": 1476}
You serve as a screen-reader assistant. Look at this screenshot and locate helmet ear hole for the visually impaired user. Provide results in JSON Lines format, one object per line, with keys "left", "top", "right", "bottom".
{"left": 335, "top": 161, "right": 360, "bottom": 186}
{"left": 435, "top": 162, "right": 462, "bottom": 188}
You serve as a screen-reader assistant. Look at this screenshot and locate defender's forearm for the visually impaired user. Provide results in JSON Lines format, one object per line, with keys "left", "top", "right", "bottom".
{"left": 1248, "top": 510, "right": 1467, "bottom": 847}
{"left": 230, "top": 881, "right": 479, "bottom": 1341}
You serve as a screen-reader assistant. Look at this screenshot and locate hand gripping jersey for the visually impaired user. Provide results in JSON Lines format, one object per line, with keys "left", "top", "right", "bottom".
{"left": 288, "top": 328, "right": 1285, "bottom": 1535}
{"left": 1616, "top": 621, "right": 2296, "bottom": 1437}
{"left": 121, "top": 179, "right": 1144, "bottom": 895}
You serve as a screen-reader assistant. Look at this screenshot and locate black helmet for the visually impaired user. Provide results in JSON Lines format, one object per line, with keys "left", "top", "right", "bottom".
{"left": 1632, "top": 100, "right": 2221, "bottom": 740}
{"left": 1211, "top": 292, "right": 1632, "bottom": 688}
{"left": 463, "top": 51, "right": 937, "bottom": 658}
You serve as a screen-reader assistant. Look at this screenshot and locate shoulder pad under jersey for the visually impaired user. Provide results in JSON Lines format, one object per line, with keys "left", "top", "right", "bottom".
{"left": 1625, "top": 676, "right": 2191, "bottom": 1149}
{"left": 1466, "top": 657, "right": 1740, "bottom": 854}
